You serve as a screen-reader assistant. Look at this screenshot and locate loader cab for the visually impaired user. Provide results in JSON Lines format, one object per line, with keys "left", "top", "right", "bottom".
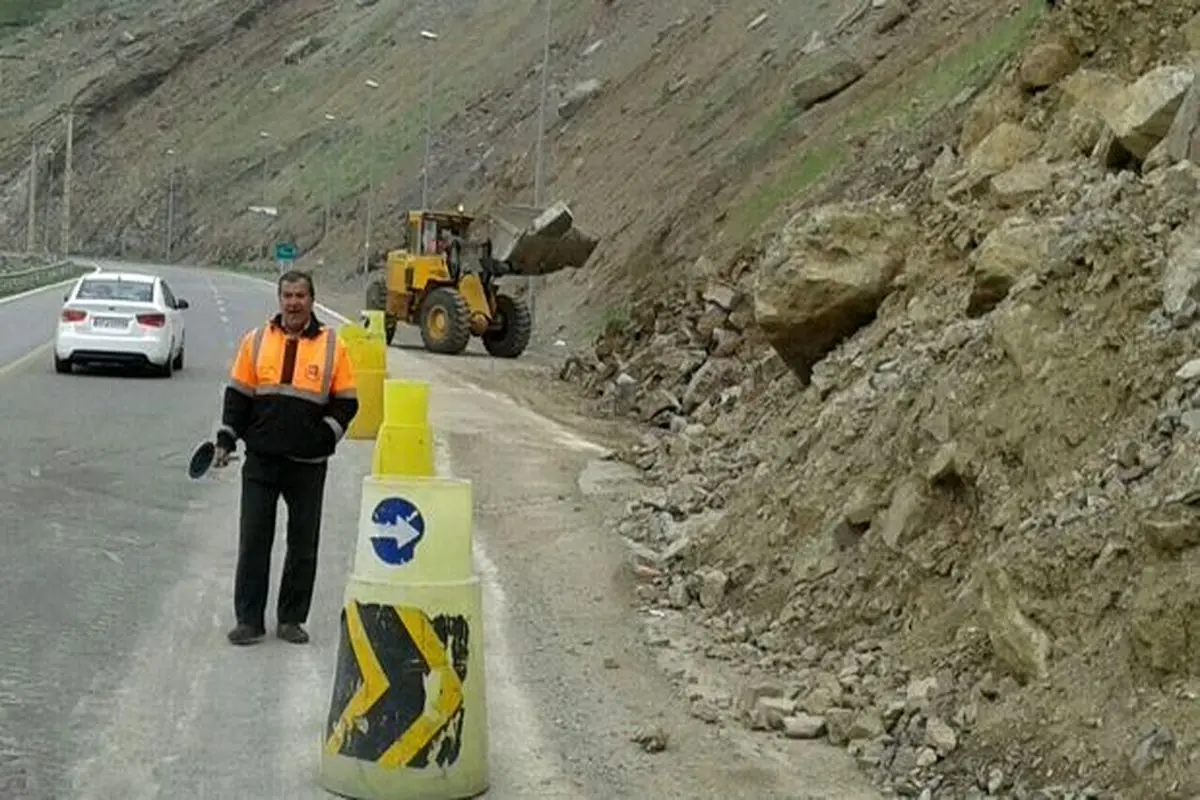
{"left": 406, "top": 208, "right": 474, "bottom": 279}
{"left": 406, "top": 209, "right": 473, "bottom": 255}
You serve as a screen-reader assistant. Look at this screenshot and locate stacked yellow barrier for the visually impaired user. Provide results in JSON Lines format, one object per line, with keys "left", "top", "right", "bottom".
{"left": 340, "top": 318, "right": 388, "bottom": 441}
{"left": 372, "top": 379, "right": 435, "bottom": 477}
{"left": 317, "top": 378, "right": 491, "bottom": 800}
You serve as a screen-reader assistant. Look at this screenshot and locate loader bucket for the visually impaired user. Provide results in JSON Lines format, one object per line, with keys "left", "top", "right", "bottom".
{"left": 486, "top": 202, "right": 599, "bottom": 276}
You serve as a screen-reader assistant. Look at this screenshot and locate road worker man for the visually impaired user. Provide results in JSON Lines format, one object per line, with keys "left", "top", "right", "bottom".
{"left": 213, "top": 270, "right": 359, "bottom": 646}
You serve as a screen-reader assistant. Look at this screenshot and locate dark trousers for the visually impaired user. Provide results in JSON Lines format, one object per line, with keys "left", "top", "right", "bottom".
{"left": 234, "top": 451, "right": 329, "bottom": 630}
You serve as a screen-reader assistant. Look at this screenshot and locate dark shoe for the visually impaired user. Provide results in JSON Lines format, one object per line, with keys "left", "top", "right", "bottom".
{"left": 277, "top": 623, "right": 310, "bottom": 644}
{"left": 227, "top": 624, "right": 266, "bottom": 646}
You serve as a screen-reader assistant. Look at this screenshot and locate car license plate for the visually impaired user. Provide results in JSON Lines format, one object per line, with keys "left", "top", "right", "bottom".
{"left": 92, "top": 317, "right": 126, "bottom": 329}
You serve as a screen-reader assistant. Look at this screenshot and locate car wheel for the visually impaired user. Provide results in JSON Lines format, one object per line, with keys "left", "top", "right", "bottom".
{"left": 156, "top": 350, "right": 174, "bottom": 378}
{"left": 53, "top": 354, "right": 72, "bottom": 375}
{"left": 172, "top": 345, "right": 184, "bottom": 371}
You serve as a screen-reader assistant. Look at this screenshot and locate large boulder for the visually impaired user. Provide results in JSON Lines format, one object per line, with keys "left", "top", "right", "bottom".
{"left": 1162, "top": 66, "right": 1200, "bottom": 166}
{"left": 1017, "top": 39, "right": 1079, "bottom": 92}
{"left": 1059, "top": 69, "right": 1127, "bottom": 114}
{"left": 967, "top": 215, "right": 1060, "bottom": 316}
{"left": 558, "top": 79, "right": 604, "bottom": 120}
{"left": 1107, "top": 64, "right": 1195, "bottom": 161}
{"left": 978, "top": 566, "right": 1051, "bottom": 685}
{"left": 1043, "top": 68, "right": 1128, "bottom": 160}
{"left": 791, "top": 52, "right": 866, "bottom": 112}
{"left": 965, "top": 122, "right": 1042, "bottom": 176}
{"left": 989, "top": 159, "right": 1054, "bottom": 208}
{"left": 753, "top": 200, "right": 917, "bottom": 381}
{"left": 948, "top": 122, "right": 1043, "bottom": 197}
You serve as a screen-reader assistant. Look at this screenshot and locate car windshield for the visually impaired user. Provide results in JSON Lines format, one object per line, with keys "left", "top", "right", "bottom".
{"left": 76, "top": 278, "right": 155, "bottom": 303}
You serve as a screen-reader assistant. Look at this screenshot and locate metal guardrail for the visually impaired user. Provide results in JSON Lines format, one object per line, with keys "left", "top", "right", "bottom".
{"left": 0, "top": 258, "right": 88, "bottom": 298}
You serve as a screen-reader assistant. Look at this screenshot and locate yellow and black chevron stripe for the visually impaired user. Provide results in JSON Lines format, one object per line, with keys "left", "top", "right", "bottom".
{"left": 324, "top": 601, "right": 470, "bottom": 769}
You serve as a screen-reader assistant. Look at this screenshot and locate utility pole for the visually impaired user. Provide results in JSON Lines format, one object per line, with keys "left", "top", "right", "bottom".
{"left": 422, "top": 63, "right": 434, "bottom": 209}
{"left": 42, "top": 148, "right": 54, "bottom": 253}
{"left": 26, "top": 141, "right": 38, "bottom": 253}
{"left": 364, "top": 79, "right": 382, "bottom": 275}
{"left": 420, "top": 29, "right": 439, "bottom": 210}
{"left": 533, "top": 0, "right": 551, "bottom": 208}
{"left": 530, "top": 0, "right": 552, "bottom": 325}
{"left": 364, "top": 154, "right": 373, "bottom": 275}
{"left": 60, "top": 106, "right": 74, "bottom": 256}
{"left": 323, "top": 113, "right": 336, "bottom": 241}
{"left": 165, "top": 148, "right": 176, "bottom": 260}
{"left": 258, "top": 131, "right": 271, "bottom": 259}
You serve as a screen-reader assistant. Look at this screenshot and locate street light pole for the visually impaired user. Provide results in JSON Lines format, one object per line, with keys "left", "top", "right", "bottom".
{"left": 42, "top": 147, "right": 53, "bottom": 253}
{"left": 530, "top": 0, "right": 552, "bottom": 325}
{"left": 25, "top": 140, "right": 37, "bottom": 253}
{"left": 364, "top": 80, "right": 381, "bottom": 275}
{"left": 258, "top": 130, "right": 271, "bottom": 205}
{"left": 420, "top": 29, "right": 439, "bottom": 210}
{"left": 165, "top": 148, "right": 176, "bottom": 260}
{"left": 323, "top": 113, "right": 336, "bottom": 241}
{"left": 258, "top": 131, "right": 271, "bottom": 260}
{"left": 533, "top": 0, "right": 551, "bottom": 208}
{"left": 60, "top": 105, "right": 74, "bottom": 256}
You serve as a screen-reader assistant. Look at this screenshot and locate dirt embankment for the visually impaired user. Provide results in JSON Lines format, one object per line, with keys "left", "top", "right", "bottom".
{"left": 558, "top": 2, "right": 1200, "bottom": 798}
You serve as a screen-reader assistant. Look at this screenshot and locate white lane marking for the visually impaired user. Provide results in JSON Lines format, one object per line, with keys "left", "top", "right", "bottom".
{"left": 0, "top": 339, "right": 52, "bottom": 379}
{"left": 203, "top": 273, "right": 236, "bottom": 339}
{"left": 432, "top": 437, "right": 569, "bottom": 792}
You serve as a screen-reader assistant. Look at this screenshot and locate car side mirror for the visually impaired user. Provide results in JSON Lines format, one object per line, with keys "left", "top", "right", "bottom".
{"left": 176, "top": 298, "right": 190, "bottom": 309}
{"left": 63, "top": 293, "right": 69, "bottom": 301}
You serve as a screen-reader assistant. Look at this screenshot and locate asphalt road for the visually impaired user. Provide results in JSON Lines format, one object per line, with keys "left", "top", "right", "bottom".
{"left": 0, "top": 263, "right": 338, "bottom": 798}
{"left": 0, "top": 260, "right": 879, "bottom": 799}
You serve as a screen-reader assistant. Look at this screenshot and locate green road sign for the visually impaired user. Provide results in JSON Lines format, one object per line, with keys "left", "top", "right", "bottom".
{"left": 275, "top": 242, "right": 298, "bottom": 261}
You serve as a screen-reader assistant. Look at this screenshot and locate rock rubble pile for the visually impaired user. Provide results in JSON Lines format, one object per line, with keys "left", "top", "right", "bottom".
{"left": 562, "top": 6, "right": 1200, "bottom": 797}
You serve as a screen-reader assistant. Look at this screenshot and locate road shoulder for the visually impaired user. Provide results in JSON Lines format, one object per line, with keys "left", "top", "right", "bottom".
{"left": 391, "top": 345, "right": 880, "bottom": 798}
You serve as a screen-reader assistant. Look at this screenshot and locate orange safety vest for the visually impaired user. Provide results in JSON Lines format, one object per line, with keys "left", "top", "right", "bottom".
{"left": 225, "top": 313, "right": 357, "bottom": 459}
{"left": 231, "top": 318, "right": 355, "bottom": 402}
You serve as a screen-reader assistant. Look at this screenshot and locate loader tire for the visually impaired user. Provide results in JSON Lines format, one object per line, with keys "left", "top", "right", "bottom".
{"left": 419, "top": 287, "right": 472, "bottom": 355}
{"left": 482, "top": 293, "right": 532, "bottom": 359}
{"left": 365, "top": 276, "right": 387, "bottom": 311}
{"left": 384, "top": 316, "right": 397, "bottom": 345}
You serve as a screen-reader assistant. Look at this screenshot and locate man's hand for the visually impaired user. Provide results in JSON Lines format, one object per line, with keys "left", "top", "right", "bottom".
{"left": 213, "top": 445, "right": 232, "bottom": 468}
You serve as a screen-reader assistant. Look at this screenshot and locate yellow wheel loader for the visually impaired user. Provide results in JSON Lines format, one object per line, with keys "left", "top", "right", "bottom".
{"left": 364, "top": 203, "right": 598, "bottom": 358}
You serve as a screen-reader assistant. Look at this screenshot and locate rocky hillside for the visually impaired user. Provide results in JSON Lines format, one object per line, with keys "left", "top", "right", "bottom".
{"left": 561, "top": 2, "right": 1200, "bottom": 798}
{"left": 1, "top": 0, "right": 1055, "bottom": 349}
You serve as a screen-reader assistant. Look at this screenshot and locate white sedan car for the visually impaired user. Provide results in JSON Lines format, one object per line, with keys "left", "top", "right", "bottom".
{"left": 54, "top": 271, "right": 190, "bottom": 377}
